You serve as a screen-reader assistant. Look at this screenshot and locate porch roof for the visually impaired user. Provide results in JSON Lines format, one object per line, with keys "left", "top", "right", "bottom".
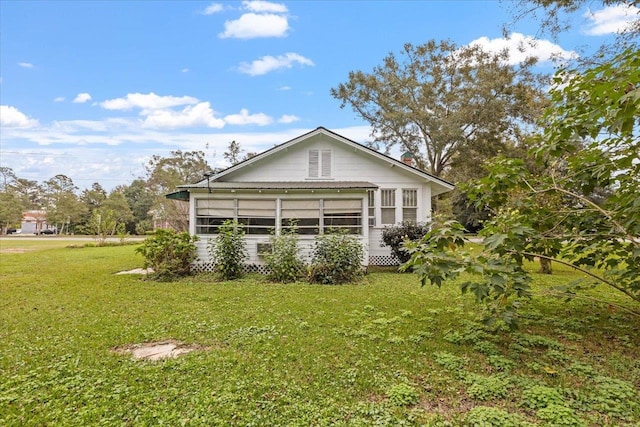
{"left": 179, "top": 181, "right": 378, "bottom": 190}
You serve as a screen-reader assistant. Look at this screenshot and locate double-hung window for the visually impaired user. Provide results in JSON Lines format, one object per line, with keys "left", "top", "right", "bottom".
{"left": 368, "top": 190, "right": 375, "bottom": 227}
{"left": 402, "top": 189, "right": 418, "bottom": 223}
{"left": 381, "top": 189, "right": 396, "bottom": 225}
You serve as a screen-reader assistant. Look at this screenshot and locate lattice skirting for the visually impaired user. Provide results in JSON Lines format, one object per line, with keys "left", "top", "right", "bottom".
{"left": 191, "top": 262, "right": 271, "bottom": 275}
{"left": 191, "top": 255, "right": 399, "bottom": 275}
{"left": 368, "top": 255, "right": 400, "bottom": 266}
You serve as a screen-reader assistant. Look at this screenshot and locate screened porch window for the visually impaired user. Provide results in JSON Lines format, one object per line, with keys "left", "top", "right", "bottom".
{"left": 323, "top": 199, "right": 362, "bottom": 235}
{"left": 237, "top": 199, "right": 276, "bottom": 235}
{"left": 195, "top": 199, "right": 234, "bottom": 234}
{"left": 195, "top": 198, "right": 276, "bottom": 234}
{"left": 281, "top": 199, "right": 320, "bottom": 235}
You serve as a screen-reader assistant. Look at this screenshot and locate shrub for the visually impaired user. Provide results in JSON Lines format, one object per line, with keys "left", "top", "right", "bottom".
{"left": 136, "top": 229, "right": 199, "bottom": 281}
{"left": 207, "top": 220, "right": 247, "bottom": 280}
{"left": 381, "top": 221, "right": 430, "bottom": 264}
{"left": 308, "top": 231, "right": 364, "bottom": 284}
{"left": 263, "top": 228, "right": 306, "bottom": 283}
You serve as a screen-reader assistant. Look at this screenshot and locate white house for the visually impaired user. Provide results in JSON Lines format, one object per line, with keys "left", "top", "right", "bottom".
{"left": 171, "top": 127, "right": 453, "bottom": 272}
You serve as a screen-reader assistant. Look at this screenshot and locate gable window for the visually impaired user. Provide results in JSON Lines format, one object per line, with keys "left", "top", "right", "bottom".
{"left": 381, "top": 189, "right": 396, "bottom": 225}
{"left": 308, "top": 149, "right": 332, "bottom": 179}
{"left": 402, "top": 189, "right": 417, "bottom": 223}
{"left": 368, "top": 190, "right": 375, "bottom": 227}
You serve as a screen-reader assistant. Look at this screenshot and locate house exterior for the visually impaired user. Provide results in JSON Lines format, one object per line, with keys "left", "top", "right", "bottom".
{"left": 171, "top": 127, "right": 453, "bottom": 271}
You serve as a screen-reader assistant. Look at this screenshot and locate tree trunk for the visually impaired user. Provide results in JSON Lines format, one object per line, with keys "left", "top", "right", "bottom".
{"left": 539, "top": 257, "right": 553, "bottom": 274}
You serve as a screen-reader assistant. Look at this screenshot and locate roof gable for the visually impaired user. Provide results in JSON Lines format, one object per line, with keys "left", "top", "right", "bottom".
{"left": 183, "top": 127, "right": 454, "bottom": 195}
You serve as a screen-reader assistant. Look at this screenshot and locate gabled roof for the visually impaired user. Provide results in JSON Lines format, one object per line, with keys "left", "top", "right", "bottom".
{"left": 179, "top": 127, "right": 454, "bottom": 194}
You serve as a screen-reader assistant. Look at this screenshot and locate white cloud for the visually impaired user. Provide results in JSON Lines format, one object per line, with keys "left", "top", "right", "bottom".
{"left": 181, "top": 68, "right": 190, "bottom": 73}
{"left": 0, "top": 105, "right": 39, "bottom": 128}
{"left": 278, "top": 114, "right": 299, "bottom": 124}
{"left": 468, "top": 32, "right": 578, "bottom": 65}
{"left": 142, "top": 102, "right": 225, "bottom": 129}
{"left": 224, "top": 108, "right": 273, "bottom": 126}
{"left": 101, "top": 92, "right": 199, "bottom": 111}
{"left": 202, "top": 3, "right": 224, "bottom": 15}
{"left": 73, "top": 92, "right": 92, "bottom": 103}
{"left": 219, "top": 13, "right": 289, "bottom": 39}
{"left": 278, "top": 85, "right": 292, "bottom": 91}
{"left": 243, "top": 1, "right": 288, "bottom": 13}
{"left": 54, "top": 97, "right": 65, "bottom": 102}
{"left": 583, "top": 4, "right": 639, "bottom": 35}
{"left": 18, "top": 62, "right": 34, "bottom": 68}
{"left": 238, "top": 52, "right": 314, "bottom": 76}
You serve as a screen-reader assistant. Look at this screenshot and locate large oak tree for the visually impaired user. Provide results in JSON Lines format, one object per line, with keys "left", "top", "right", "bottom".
{"left": 331, "top": 40, "right": 547, "bottom": 179}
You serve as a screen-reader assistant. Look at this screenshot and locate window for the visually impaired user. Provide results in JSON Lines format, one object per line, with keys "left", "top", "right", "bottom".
{"left": 195, "top": 198, "right": 275, "bottom": 235}
{"left": 281, "top": 199, "right": 320, "bottom": 235}
{"left": 309, "top": 149, "right": 332, "bottom": 178}
{"left": 281, "top": 198, "right": 362, "bottom": 235}
{"left": 381, "top": 189, "right": 396, "bottom": 225}
{"left": 323, "top": 199, "right": 362, "bottom": 235}
{"left": 368, "top": 190, "right": 375, "bottom": 227}
{"left": 402, "top": 189, "right": 417, "bottom": 223}
{"left": 237, "top": 199, "right": 276, "bottom": 235}
{"left": 195, "top": 199, "right": 234, "bottom": 234}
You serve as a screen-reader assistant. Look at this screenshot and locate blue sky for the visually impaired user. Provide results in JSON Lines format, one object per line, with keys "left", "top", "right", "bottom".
{"left": 1, "top": 1, "right": 637, "bottom": 191}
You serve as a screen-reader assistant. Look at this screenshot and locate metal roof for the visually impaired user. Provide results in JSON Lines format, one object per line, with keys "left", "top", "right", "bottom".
{"left": 179, "top": 181, "right": 378, "bottom": 190}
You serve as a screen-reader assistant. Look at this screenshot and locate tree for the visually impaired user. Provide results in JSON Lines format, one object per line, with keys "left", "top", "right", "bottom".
{"left": 506, "top": 0, "right": 639, "bottom": 56}
{"left": 0, "top": 192, "right": 23, "bottom": 233}
{"left": 122, "top": 179, "right": 155, "bottom": 234}
{"left": 144, "top": 150, "right": 212, "bottom": 232}
{"left": 43, "top": 175, "right": 86, "bottom": 234}
{"left": 145, "top": 150, "right": 211, "bottom": 193}
{"left": 403, "top": 48, "right": 640, "bottom": 326}
{"left": 223, "top": 140, "right": 244, "bottom": 166}
{"left": 331, "top": 40, "right": 547, "bottom": 178}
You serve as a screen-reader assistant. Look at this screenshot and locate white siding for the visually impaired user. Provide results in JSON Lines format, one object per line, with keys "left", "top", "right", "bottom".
{"left": 192, "top": 131, "right": 441, "bottom": 266}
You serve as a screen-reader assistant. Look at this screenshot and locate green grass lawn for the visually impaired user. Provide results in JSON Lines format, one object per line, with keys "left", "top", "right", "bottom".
{"left": 1, "top": 243, "right": 639, "bottom": 426}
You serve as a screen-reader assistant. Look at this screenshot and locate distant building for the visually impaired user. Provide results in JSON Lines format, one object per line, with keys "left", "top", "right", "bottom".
{"left": 21, "top": 210, "right": 48, "bottom": 234}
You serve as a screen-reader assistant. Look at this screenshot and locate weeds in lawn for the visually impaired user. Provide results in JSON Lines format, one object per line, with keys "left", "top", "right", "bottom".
{"left": 1, "top": 243, "right": 639, "bottom": 425}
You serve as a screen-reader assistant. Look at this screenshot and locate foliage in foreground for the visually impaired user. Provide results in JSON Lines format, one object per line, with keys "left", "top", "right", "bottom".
{"left": 308, "top": 231, "right": 364, "bottom": 284}
{"left": 207, "top": 220, "right": 248, "bottom": 280}
{"left": 135, "top": 228, "right": 198, "bottom": 280}
{"left": 263, "top": 227, "right": 306, "bottom": 283}
{"left": 404, "top": 48, "right": 640, "bottom": 326}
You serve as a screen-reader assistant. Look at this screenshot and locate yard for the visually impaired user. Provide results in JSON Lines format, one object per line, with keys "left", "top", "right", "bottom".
{"left": 1, "top": 240, "right": 638, "bottom": 426}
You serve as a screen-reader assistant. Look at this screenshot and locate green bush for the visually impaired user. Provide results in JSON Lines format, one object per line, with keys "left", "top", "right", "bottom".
{"left": 207, "top": 220, "right": 247, "bottom": 280}
{"left": 381, "top": 221, "right": 430, "bottom": 264}
{"left": 263, "top": 228, "right": 306, "bottom": 283}
{"left": 520, "top": 385, "right": 565, "bottom": 410}
{"left": 136, "top": 228, "right": 198, "bottom": 280}
{"left": 308, "top": 231, "right": 364, "bottom": 284}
